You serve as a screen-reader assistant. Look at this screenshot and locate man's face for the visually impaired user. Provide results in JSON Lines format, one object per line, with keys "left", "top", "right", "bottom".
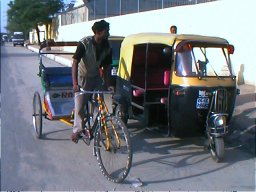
{"left": 98, "top": 28, "right": 110, "bottom": 40}
{"left": 103, "top": 28, "right": 110, "bottom": 40}
{"left": 170, "top": 27, "right": 177, "bottom": 34}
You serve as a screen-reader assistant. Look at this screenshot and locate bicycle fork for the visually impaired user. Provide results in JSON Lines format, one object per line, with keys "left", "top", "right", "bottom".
{"left": 98, "top": 97, "right": 121, "bottom": 151}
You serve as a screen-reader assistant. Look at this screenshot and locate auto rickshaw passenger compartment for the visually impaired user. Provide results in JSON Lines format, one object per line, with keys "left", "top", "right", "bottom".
{"left": 131, "top": 44, "right": 171, "bottom": 90}
{"left": 130, "top": 44, "right": 171, "bottom": 124}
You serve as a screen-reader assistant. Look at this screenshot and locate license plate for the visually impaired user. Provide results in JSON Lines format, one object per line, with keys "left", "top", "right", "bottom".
{"left": 111, "top": 67, "right": 117, "bottom": 76}
{"left": 196, "top": 98, "right": 209, "bottom": 109}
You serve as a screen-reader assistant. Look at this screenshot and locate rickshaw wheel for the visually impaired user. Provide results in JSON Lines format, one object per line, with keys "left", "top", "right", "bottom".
{"left": 210, "top": 137, "right": 224, "bottom": 162}
{"left": 115, "top": 104, "right": 128, "bottom": 125}
{"left": 32, "top": 91, "right": 43, "bottom": 139}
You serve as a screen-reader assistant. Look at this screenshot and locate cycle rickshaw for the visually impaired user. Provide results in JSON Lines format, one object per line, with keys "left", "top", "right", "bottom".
{"left": 113, "top": 33, "right": 239, "bottom": 162}
{"left": 32, "top": 41, "right": 132, "bottom": 183}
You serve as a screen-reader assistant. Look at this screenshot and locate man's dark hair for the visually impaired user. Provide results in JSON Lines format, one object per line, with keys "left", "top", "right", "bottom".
{"left": 92, "top": 20, "right": 110, "bottom": 33}
{"left": 170, "top": 25, "right": 177, "bottom": 30}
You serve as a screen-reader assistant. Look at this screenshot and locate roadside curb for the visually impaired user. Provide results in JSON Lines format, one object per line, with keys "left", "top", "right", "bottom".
{"left": 27, "top": 45, "right": 72, "bottom": 67}
{"left": 27, "top": 45, "right": 39, "bottom": 53}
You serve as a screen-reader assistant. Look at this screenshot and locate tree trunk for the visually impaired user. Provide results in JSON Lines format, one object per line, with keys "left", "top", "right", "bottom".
{"left": 45, "top": 23, "right": 52, "bottom": 40}
{"left": 49, "top": 23, "right": 52, "bottom": 40}
{"left": 35, "top": 25, "right": 41, "bottom": 45}
{"left": 45, "top": 23, "right": 49, "bottom": 40}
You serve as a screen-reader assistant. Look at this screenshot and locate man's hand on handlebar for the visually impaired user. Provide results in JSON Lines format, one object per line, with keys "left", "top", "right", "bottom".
{"left": 73, "top": 84, "right": 80, "bottom": 92}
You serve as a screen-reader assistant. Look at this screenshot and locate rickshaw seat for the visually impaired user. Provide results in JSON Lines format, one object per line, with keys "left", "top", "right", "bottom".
{"left": 43, "top": 67, "right": 73, "bottom": 87}
{"left": 146, "top": 67, "right": 170, "bottom": 88}
{"left": 132, "top": 68, "right": 170, "bottom": 97}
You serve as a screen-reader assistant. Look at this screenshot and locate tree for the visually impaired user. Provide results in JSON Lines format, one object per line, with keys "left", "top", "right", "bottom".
{"left": 7, "top": 0, "right": 64, "bottom": 44}
{"left": 7, "top": 0, "right": 33, "bottom": 39}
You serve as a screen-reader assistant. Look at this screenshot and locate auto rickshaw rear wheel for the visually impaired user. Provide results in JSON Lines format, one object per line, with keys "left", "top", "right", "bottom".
{"left": 115, "top": 104, "right": 128, "bottom": 125}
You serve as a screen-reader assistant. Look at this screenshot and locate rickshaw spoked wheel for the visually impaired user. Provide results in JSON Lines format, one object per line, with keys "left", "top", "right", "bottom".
{"left": 32, "top": 91, "right": 43, "bottom": 139}
{"left": 115, "top": 104, "right": 128, "bottom": 125}
{"left": 209, "top": 137, "right": 224, "bottom": 162}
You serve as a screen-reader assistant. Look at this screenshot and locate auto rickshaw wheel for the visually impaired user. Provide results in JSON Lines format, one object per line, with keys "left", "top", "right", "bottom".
{"left": 32, "top": 91, "right": 43, "bottom": 139}
{"left": 115, "top": 104, "right": 128, "bottom": 125}
{"left": 209, "top": 137, "right": 224, "bottom": 162}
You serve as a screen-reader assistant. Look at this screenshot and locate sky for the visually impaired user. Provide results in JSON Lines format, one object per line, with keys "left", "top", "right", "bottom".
{"left": 0, "top": 0, "right": 79, "bottom": 34}
{"left": 1, "top": 0, "right": 11, "bottom": 33}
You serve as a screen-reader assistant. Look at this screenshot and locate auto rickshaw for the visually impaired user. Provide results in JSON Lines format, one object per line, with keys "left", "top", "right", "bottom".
{"left": 113, "top": 33, "right": 238, "bottom": 162}
{"left": 108, "top": 36, "right": 124, "bottom": 86}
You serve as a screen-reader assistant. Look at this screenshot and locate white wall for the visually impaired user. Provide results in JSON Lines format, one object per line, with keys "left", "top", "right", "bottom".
{"left": 56, "top": 0, "right": 256, "bottom": 85}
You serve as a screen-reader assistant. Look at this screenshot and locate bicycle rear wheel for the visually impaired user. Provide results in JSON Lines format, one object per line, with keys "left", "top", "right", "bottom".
{"left": 95, "top": 115, "right": 132, "bottom": 183}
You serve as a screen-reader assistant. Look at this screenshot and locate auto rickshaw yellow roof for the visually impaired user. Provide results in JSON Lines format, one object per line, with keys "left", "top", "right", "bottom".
{"left": 121, "top": 33, "right": 229, "bottom": 47}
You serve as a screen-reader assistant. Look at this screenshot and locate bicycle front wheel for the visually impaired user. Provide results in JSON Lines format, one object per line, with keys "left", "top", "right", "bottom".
{"left": 95, "top": 115, "right": 132, "bottom": 183}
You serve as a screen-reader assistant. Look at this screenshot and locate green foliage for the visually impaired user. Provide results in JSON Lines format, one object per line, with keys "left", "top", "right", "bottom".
{"left": 7, "top": 0, "right": 64, "bottom": 41}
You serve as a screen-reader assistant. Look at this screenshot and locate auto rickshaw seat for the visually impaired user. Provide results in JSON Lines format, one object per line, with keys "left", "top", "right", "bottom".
{"left": 132, "top": 66, "right": 170, "bottom": 97}
{"left": 133, "top": 89, "right": 144, "bottom": 97}
{"left": 146, "top": 66, "right": 170, "bottom": 89}
{"left": 164, "top": 70, "right": 171, "bottom": 86}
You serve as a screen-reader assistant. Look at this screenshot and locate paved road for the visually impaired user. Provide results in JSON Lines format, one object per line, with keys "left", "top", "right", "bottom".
{"left": 227, "top": 84, "right": 255, "bottom": 155}
{"left": 1, "top": 43, "right": 255, "bottom": 191}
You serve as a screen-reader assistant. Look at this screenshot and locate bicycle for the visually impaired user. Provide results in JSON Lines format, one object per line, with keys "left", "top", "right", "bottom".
{"left": 76, "top": 89, "right": 133, "bottom": 183}
{"left": 32, "top": 41, "right": 132, "bottom": 183}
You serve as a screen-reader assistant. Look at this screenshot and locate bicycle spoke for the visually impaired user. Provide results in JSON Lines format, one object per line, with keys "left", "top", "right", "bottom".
{"left": 95, "top": 116, "right": 132, "bottom": 183}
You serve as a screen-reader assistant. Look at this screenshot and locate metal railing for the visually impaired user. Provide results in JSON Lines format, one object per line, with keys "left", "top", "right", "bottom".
{"left": 60, "top": 0, "right": 217, "bottom": 26}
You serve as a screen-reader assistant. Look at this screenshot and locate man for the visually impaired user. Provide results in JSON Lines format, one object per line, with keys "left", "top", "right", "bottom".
{"left": 71, "top": 20, "right": 112, "bottom": 143}
{"left": 176, "top": 44, "right": 193, "bottom": 76}
{"left": 170, "top": 25, "right": 177, "bottom": 34}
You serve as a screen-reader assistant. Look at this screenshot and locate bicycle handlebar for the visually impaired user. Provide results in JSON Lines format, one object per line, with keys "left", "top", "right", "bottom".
{"left": 75, "top": 89, "right": 114, "bottom": 97}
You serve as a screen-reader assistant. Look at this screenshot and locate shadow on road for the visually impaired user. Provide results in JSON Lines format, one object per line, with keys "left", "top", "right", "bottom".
{"left": 125, "top": 120, "right": 254, "bottom": 187}
{"left": 227, "top": 90, "right": 255, "bottom": 155}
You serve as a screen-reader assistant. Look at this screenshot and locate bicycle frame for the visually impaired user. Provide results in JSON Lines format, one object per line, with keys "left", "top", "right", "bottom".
{"left": 79, "top": 90, "right": 121, "bottom": 151}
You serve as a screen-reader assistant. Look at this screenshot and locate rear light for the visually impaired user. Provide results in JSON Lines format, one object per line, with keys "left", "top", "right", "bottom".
{"left": 228, "top": 44, "right": 234, "bottom": 54}
{"left": 174, "top": 89, "right": 185, "bottom": 96}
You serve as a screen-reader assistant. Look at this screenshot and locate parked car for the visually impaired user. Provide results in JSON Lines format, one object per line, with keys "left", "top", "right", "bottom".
{"left": 2, "top": 35, "right": 8, "bottom": 42}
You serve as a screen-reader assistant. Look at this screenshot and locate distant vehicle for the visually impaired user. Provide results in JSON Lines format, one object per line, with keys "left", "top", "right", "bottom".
{"left": 2, "top": 35, "right": 8, "bottom": 42}
{"left": 12, "top": 32, "right": 24, "bottom": 46}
